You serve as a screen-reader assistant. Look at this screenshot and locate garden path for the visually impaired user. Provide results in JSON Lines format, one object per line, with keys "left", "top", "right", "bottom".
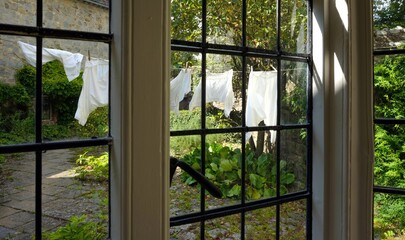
{"left": 0, "top": 149, "right": 105, "bottom": 239}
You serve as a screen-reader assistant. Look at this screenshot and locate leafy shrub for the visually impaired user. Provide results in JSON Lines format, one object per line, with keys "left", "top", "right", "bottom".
{"left": 75, "top": 151, "right": 108, "bottom": 182}
{"left": 41, "top": 215, "right": 107, "bottom": 240}
{"left": 180, "top": 143, "right": 295, "bottom": 200}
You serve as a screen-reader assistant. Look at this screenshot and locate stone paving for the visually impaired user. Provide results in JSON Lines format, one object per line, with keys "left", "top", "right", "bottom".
{"left": 0, "top": 149, "right": 107, "bottom": 239}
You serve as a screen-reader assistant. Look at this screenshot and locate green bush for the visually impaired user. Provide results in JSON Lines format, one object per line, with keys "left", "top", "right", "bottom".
{"left": 180, "top": 143, "right": 295, "bottom": 200}
{"left": 75, "top": 151, "right": 109, "bottom": 182}
{"left": 41, "top": 215, "right": 107, "bottom": 240}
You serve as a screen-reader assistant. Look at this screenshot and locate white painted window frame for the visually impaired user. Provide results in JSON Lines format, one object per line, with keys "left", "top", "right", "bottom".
{"left": 108, "top": 0, "right": 374, "bottom": 239}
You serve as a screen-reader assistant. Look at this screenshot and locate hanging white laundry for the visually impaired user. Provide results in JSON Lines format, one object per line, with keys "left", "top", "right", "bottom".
{"left": 18, "top": 41, "right": 84, "bottom": 81}
{"left": 246, "top": 70, "right": 278, "bottom": 144}
{"left": 189, "top": 70, "right": 234, "bottom": 117}
{"left": 75, "top": 59, "right": 109, "bottom": 126}
{"left": 170, "top": 69, "right": 192, "bottom": 113}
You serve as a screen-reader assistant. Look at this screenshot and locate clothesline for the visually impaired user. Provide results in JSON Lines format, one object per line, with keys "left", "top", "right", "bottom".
{"left": 171, "top": 67, "right": 307, "bottom": 72}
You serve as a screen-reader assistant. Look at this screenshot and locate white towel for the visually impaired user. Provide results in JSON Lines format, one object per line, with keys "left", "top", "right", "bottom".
{"left": 246, "top": 70, "right": 277, "bottom": 143}
{"left": 170, "top": 69, "right": 192, "bottom": 113}
{"left": 75, "top": 59, "right": 109, "bottom": 126}
{"left": 189, "top": 70, "right": 234, "bottom": 117}
{"left": 18, "top": 41, "right": 84, "bottom": 81}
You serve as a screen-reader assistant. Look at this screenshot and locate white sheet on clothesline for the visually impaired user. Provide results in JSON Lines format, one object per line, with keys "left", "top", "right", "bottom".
{"left": 170, "top": 69, "right": 192, "bottom": 113}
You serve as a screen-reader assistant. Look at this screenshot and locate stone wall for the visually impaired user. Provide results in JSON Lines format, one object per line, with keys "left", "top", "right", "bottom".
{"left": 0, "top": 0, "right": 109, "bottom": 84}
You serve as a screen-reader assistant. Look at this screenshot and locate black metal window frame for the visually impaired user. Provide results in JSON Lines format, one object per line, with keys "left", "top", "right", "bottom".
{"left": 0, "top": 1, "right": 113, "bottom": 239}
{"left": 170, "top": 0, "right": 313, "bottom": 239}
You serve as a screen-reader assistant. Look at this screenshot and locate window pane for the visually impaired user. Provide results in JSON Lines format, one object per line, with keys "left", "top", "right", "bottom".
{"left": 207, "top": 0, "right": 242, "bottom": 46}
{"left": 41, "top": 147, "right": 109, "bottom": 238}
{"left": 0, "top": 35, "right": 36, "bottom": 145}
{"left": 171, "top": 0, "right": 202, "bottom": 42}
{"left": 247, "top": 0, "right": 277, "bottom": 50}
{"left": 280, "top": 129, "right": 307, "bottom": 195}
{"left": 205, "top": 214, "right": 241, "bottom": 239}
{"left": 0, "top": 0, "right": 36, "bottom": 26}
{"left": 43, "top": 0, "right": 109, "bottom": 33}
{"left": 205, "top": 134, "right": 241, "bottom": 209}
{"left": 245, "top": 206, "right": 277, "bottom": 239}
{"left": 280, "top": 0, "right": 308, "bottom": 54}
{"left": 280, "top": 199, "right": 307, "bottom": 239}
{"left": 374, "top": 124, "right": 405, "bottom": 188}
{"left": 170, "top": 136, "right": 201, "bottom": 217}
{"left": 40, "top": 39, "right": 109, "bottom": 141}
{"left": 373, "top": 0, "right": 405, "bottom": 50}
{"left": 202, "top": 54, "right": 242, "bottom": 128}
{"left": 374, "top": 54, "right": 405, "bottom": 120}
{"left": 171, "top": 222, "right": 200, "bottom": 240}
{"left": 0, "top": 152, "right": 35, "bottom": 239}
{"left": 374, "top": 193, "right": 405, "bottom": 239}
{"left": 246, "top": 131, "right": 277, "bottom": 201}
{"left": 281, "top": 61, "right": 308, "bottom": 124}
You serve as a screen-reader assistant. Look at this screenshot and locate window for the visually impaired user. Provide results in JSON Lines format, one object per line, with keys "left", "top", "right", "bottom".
{"left": 0, "top": 1, "right": 112, "bottom": 239}
{"left": 373, "top": 0, "right": 405, "bottom": 238}
{"left": 169, "top": 0, "right": 312, "bottom": 238}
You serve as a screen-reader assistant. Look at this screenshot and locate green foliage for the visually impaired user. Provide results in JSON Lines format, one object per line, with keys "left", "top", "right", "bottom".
{"left": 75, "top": 151, "right": 109, "bottom": 182}
{"left": 41, "top": 215, "right": 107, "bottom": 240}
{"left": 180, "top": 143, "right": 295, "bottom": 200}
{"left": 374, "top": 0, "right": 405, "bottom": 29}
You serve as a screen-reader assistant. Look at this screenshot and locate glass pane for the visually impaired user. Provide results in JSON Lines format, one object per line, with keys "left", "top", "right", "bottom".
{"left": 280, "top": 0, "right": 308, "bottom": 53}
{"left": 205, "top": 214, "right": 241, "bottom": 239}
{"left": 373, "top": 0, "right": 405, "bottom": 50}
{"left": 246, "top": 131, "right": 277, "bottom": 201}
{"left": 374, "top": 54, "right": 405, "bottom": 119}
{"left": 374, "top": 193, "right": 405, "bottom": 239}
{"left": 40, "top": 39, "right": 109, "bottom": 141}
{"left": 280, "top": 129, "right": 307, "bottom": 195}
{"left": 0, "top": 0, "right": 36, "bottom": 26}
{"left": 205, "top": 134, "right": 241, "bottom": 209}
{"left": 281, "top": 61, "right": 308, "bottom": 124}
{"left": 198, "top": 54, "right": 241, "bottom": 128}
{"left": 374, "top": 124, "right": 405, "bottom": 188}
{"left": 42, "top": 147, "right": 109, "bottom": 238}
{"left": 43, "top": 0, "right": 109, "bottom": 33}
{"left": 247, "top": 0, "right": 277, "bottom": 50}
{"left": 246, "top": 57, "right": 278, "bottom": 130}
{"left": 0, "top": 36, "right": 36, "bottom": 145}
{"left": 171, "top": 222, "right": 200, "bottom": 239}
{"left": 170, "top": 51, "right": 202, "bottom": 131}
{"left": 245, "top": 206, "right": 276, "bottom": 239}
{"left": 207, "top": 0, "right": 242, "bottom": 46}
{"left": 170, "top": 137, "right": 201, "bottom": 217}
{"left": 0, "top": 152, "right": 35, "bottom": 239}
{"left": 280, "top": 199, "right": 307, "bottom": 239}
{"left": 171, "top": 0, "right": 202, "bottom": 42}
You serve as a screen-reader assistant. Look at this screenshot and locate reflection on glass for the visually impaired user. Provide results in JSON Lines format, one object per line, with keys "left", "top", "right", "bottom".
{"left": 0, "top": 153, "right": 35, "bottom": 239}
{"left": 171, "top": 0, "right": 202, "bottom": 42}
{"left": 207, "top": 0, "right": 242, "bottom": 45}
{"left": 0, "top": 35, "right": 36, "bottom": 145}
{"left": 245, "top": 207, "right": 276, "bottom": 239}
{"left": 40, "top": 39, "right": 109, "bottom": 141}
{"left": 374, "top": 55, "right": 405, "bottom": 119}
{"left": 281, "top": 0, "right": 308, "bottom": 53}
{"left": 247, "top": 0, "right": 277, "bottom": 50}
{"left": 0, "top": 0, "right": 36, "bottom": 26}
{"left": 171, "top": 222, "right": 200, "bottom": 240}
{"left": 374, "top": 193, "right": 405, "bottom": 239}
{"left": 205, "top": 134, "right": 241, "bottom": 209}
{"left": 43, "top": 0, "right": 109, "bottom": 33}
{"left": 41, "top": 147, "right": 109, "bottom": 238}
{"left": 280, "top": 129, "right": 307, "bottom": 195}
{"left": 374, "top": 124, "right": 405, "bottom": 188}
{"left": 281, "top": 60, "right": 308, "bottom": 124}
{"left": 246, "top": 131, "right": 277, "bottom": 201}
{"left": 205, "top": 214, "right": 241, "bottom": 239}
{"left": 280, "top": 199, "right": 306, "bottom": 239}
